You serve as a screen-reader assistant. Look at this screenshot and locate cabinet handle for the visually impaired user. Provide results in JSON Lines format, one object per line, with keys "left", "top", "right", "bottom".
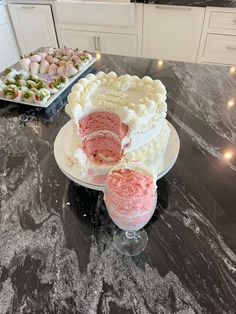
{"left": 21, "top": 6, "right": 35, "bottom": 9}
{"left": 227, "top": 46, "right": 236, "bottom": 50}
{"left": 155, "top": 5, "right": 191, "bottom": 11}
{"left": 233, "top": 19, "right": 236, "bottom": 23}
{"left": 97, "top": 37, "right": 101, "bottom": 51}
{"left": 93, "top": 36, "right": 97, "bottom": 51}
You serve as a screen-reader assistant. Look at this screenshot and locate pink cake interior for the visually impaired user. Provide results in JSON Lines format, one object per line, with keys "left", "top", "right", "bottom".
{"left": 79, "top": 111, "right": 128, "bottom": 139}
{"left": 83, "top": 132, "right": 122, "bottom": 165}
{"left": 104, "top": 168, "right": 155, "bottom": 213}
{"left": 79, "top": 111, "right": 128, "bottom": 168}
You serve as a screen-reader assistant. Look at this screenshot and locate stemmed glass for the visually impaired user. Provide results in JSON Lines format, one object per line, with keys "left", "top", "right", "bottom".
{"left": 104, "top": 164, "right": 157, "bottom": 256}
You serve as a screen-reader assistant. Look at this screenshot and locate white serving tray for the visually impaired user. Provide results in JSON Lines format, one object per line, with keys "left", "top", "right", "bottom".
{"left": 0, "top": 57, "right": 96, "bottom": 108}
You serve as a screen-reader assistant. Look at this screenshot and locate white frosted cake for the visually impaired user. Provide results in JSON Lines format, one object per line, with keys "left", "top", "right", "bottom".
{"left": 65, "top": 71, "right": 170, "bottom": 183}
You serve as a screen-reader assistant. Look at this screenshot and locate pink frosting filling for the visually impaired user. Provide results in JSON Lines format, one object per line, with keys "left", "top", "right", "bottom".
{"left": 79, "top": 111, "right": 128, "bottom": 139}
{"left": 83, "top": 132, "right": 122, "bottom": 165}
{"left": 104, "top": 169, "right": 155, "bottom": 214}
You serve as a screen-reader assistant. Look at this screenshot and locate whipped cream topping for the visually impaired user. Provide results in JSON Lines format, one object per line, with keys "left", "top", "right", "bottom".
{"left": 65, "top": 71, "right": 167, "bottom": 134}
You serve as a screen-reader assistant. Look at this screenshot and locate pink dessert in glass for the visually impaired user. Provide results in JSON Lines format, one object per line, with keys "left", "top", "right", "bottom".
{"left": 104, "top": 166, "right": 156, "bottom": 231}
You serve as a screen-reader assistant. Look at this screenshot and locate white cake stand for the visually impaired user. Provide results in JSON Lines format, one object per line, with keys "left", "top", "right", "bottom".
{"left": 54, "top": 120, "right": 180, "bottom": 191}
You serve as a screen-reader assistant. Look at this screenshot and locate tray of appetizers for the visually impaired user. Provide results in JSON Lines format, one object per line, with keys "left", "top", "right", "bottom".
{"left": 0, "top": 47, "right": 96, "bottom": 108}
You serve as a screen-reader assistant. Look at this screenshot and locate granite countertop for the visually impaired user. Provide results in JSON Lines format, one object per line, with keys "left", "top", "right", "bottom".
{"left": 5, "top": 0, "right": 236, "bottom": 7}
{"left": 0, "top": 55, "right": 236, "bottom": 313}
{"left": 138, "top": 0, "right": 236, "bottom": 7}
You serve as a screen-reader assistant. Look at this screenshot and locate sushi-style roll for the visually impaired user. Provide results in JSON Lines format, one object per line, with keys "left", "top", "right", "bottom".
{"left": 14, "top": 73, "right": 23, "bottom": 81}
{"left": 40, "top": 59, "right": 49, "bottom": 74}
{"left": 7, "top": 84, "right": 18, "bottom": 89}
{"left": 15, "top": 79, "right": 26, "bottom": 87}
{"left": 33, "top": 88, "right": 50, "bottom": 105}
{"left": 21, "top": 90, "right": 35, "bottom": 103}
{"left": 35, "top": 80, "right": 47, "bottom": 90}
{"left": 30, "top": 54, "right": 41, "bottom": 63}
{"left": 44, "top": 47, "right": 55, "bottom": 55}
{"left": 19, "top": 57, "right": 31, "bottom": 72}
{"left": 3, "top": 77, "right": 16, "bottom": 86}
{"left": 25, "top": 80, "right": 37, "bottom": 89}
{"left": 18, "top": 70, "right": 29, "bottom": 80}
{"left": 27, "top": 74, "right": 39, "bottom": 83}
{"left": 57, "top": 66, "right": 66, "bottom": 76}
{"left": 48, "top": 64, "right": 58, "bottom": 76}
{"left": 30, "top": 62, "right": 40, "bottom": 75}
{"left": 48, "top": 80, "right": 59, "bottom": 94}
{"left": 55, "top": 75, "right": 69, "bottom": 89}
{"left": 0, "top": 80, "right": 6, "bottom": 96}
{"left": 3, "top": 68, "right": 18, "bottom": 78}
{"left": 20, "top": 86, "right": 30, "bottom": 92}
{"left": 3, "top": 86, "right": 20, "bottom": 100}
{"left": 65, "top": 64, "right": 78, "bottom": 77}
{"left": 0, "top": 79, "right": 6, "bottom": 88}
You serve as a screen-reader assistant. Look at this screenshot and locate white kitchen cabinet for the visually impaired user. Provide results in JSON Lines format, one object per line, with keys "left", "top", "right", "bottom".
{"left": 60, "top": 30, "right": 96, "bottom": 52}
{"left": 198, "top": 7, "right": 236, "bottom": 65}
{"left": 96, "top": 33, "right": 137, "bottom": 57}
{"left": 8, "top": 4, "right": 58, "bottom": 56}
{"left": 55, "top": 2, "right": 143, "bottom": 57}
{"left": 60, "top": 29, "right": 138, "bottom": 57}
{"left": 142, "top": 4, "right": 205, "bottom": 62}
{"left": 0, "top": 5, "right": 19, "bottom": 72}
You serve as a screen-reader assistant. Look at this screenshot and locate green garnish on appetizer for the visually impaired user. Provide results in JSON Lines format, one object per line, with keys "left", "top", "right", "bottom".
{"left": 3, "top": 86, "right": 19, "bottom": 99}
{"left": 25, "top": 80, "right": 37, "bottom": 89}
{"left": 35, "top": 80, "right": 47, "bottom": 90}
{"left": 27, "top": 74, "right": 39, "bottom": 83}
{"left": 3, "top": 68, "right": 12, "bottom": 76}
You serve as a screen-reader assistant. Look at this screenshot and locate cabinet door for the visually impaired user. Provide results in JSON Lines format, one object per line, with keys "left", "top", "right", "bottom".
{"left": 60, "top": 29, "right": 96, "bottom": 52}
{"left": 0, "top": 22, "right": 19, "bottom": 72}
{"left": 8, "top": 4, "right": 58, "bottom": 55}
{"left": 97, "top": 32, "right": 137, "bottom": 57}
{"left": 142, "top": 5, "right": 205, "bottom": 62}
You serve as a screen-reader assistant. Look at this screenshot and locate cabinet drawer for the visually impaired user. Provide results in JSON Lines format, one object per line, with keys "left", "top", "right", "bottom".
{"left": 56, "top": 2, "right": 135, "bottom": 27}
{"left": 203, "top": 34, "right": 236, "bottom": 64}
{"left": 209, "top": 11, "right": 236, "bottom": 30}
{"left": 0, "top": 5, "right": 8, "bottom": 25}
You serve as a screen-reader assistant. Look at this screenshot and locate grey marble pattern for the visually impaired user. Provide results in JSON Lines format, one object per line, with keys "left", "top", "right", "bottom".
{"left": 136, "top": 0, "right": 236, "bottom": 7}
{"left": 0, "top": 54, "right": 236, "bottom": 313}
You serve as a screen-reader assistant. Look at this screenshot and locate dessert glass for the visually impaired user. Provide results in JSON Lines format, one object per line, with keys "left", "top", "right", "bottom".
{"left": 104, "top": 163, "right": 157, "bottom": 256}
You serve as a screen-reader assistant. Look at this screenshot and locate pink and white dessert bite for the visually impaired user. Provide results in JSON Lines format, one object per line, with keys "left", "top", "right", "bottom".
{"left": 104, "top": 165, "right": 156, "bottom": 231}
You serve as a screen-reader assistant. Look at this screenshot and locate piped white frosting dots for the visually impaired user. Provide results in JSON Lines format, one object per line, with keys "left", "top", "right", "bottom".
{"left": 65, "top": 71, "right": 170, "bottom": 183}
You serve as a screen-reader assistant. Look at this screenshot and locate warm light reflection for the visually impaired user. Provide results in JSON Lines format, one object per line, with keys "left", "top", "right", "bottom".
{"left": 227, "top": 99, "right": 235, "bottom": 108}
{"left": 158, "top": 59, "right": 163, "bottom": 67}
{"left": 96, "top": 52, "right": 101, "bottom": 60}
{"left": 223, "top": 150, "right": 234, "bottom": 160}
{"left": 229, "top": 66, "right": 236, "bottom": 74}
